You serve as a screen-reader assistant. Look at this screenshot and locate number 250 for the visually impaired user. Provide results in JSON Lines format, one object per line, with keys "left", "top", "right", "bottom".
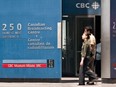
{"left": 2, "top": 23, "right": 22, "bottom": 31}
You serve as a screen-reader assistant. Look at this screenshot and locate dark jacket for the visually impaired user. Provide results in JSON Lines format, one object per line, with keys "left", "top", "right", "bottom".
{"left": 81, "top": 39, "right": 91, "bottom": 59}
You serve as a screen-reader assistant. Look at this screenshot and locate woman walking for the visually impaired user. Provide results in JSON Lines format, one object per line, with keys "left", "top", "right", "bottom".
{"left": 79, "top": 33, "right": 97, "bottom": 85}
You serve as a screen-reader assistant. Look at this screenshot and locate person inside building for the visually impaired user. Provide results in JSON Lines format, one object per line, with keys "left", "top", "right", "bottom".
{"left": 79, "top": 32, "right": 98, "bottom": 85}
{"left": 95, "top": 41, "right": 101, "bottom": 77}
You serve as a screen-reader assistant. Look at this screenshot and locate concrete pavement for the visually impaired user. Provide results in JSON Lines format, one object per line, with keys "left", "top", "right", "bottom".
{"left": 0, "top": 78, "right": 115, "bottom": 87}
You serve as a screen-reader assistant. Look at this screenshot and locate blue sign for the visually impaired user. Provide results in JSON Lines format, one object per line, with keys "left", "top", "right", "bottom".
{"left": 110, "top": 0, "right": 116, "bottom": 78}
{"left": 63, "top": 0, "right": 101, "bottom": 15}
{"left": 0, "top": 0, "right": 61, "bottom": 78}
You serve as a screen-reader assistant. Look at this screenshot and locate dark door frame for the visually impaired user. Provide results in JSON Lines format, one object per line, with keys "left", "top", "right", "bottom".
{"left": 75, "top": 15, "right": 95, "bottom": 76}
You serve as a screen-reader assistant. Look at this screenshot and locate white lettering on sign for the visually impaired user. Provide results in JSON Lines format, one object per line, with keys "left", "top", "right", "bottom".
{"left": 75, "top": 1, "right": 100, "bottom": 10}
{"left": 2, "top": 23, "right": 22, "bottom": 31}
{"left": 113, "top": 22, "right": 116, "bottom": 29}
{"left": 76, "top": 3, "right": 90, "bottom": 8}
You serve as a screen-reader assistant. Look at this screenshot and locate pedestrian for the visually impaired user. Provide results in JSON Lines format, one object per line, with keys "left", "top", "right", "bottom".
{"left": 82, "top": 26, "right": 96, "bottom": 84}
{"left": 82, "top": 26, "right": 96, "bottom": 71}
{"left": 79, "top": 32, "right": 97, "bottom": 85}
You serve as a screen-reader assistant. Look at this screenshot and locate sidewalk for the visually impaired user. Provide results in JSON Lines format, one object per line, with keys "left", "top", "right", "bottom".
{"left": 0, "top": 78, "right": 115, "bottom": 87}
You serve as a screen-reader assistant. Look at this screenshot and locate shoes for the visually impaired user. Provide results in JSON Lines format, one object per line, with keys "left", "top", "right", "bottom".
{"left": 89, "top": 78, "right": 98, "bottom": 84}
{"left": 78, "top": 83, "right": 85, "bottom": 85}
{"left": 86, "top": 77, "right": 98, "bottom": 85}
{"left": 86, "top": 82, "right": 89, "bottom": 84}
{"left": 87, "top": 82, "right": 94, "bottom": 85}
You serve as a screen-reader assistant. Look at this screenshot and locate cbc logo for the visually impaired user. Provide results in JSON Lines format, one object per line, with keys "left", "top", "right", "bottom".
{"left": 76, "top": 3, "right": 90, "bottom": 8}
{"left": 76, "top": 1, "right": 100, "bottom": 10}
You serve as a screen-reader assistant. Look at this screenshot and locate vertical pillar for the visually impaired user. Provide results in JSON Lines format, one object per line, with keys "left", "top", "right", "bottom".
{"left": 101, "top": 0, "right": 116, "bottom": 83}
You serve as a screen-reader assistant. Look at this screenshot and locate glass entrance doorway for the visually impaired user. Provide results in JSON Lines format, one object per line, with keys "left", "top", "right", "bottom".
{"left": 62, "top": 16, "right": 75, "bottom": 76}
{"left": 75, "top": 16, "right": 95, "bottom": 76}
{"left": 62, "top": 15, "right": 101, "bottom": 77}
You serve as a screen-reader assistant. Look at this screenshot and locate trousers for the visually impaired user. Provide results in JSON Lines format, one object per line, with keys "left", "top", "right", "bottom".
{"left": 79, "top": 58, "right": 96, "bottom": 84}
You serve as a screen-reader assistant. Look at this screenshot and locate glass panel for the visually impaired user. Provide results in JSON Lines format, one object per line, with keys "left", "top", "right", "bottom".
{"left": 62, "top": 20, "right": 66, "bottom": 50}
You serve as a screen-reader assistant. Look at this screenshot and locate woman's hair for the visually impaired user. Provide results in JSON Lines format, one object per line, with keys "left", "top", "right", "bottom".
{"left": 86, "top": 33, "right": 90, "bottom": 39}
{"left": 84, "top": 26, "right": 93, "bottom": 33}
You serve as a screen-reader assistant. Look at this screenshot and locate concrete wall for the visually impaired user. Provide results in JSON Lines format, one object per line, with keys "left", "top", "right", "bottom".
{"left": 101, "top": 0, "right": 110, "bottom": 78}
